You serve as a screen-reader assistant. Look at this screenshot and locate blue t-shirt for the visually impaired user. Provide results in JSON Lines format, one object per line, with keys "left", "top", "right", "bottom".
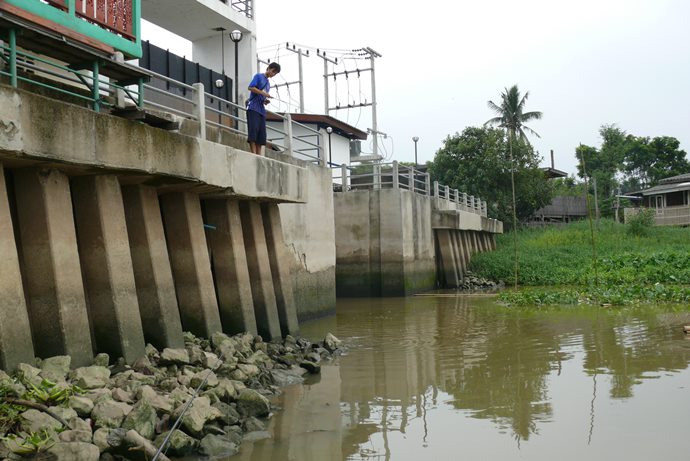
{"left": 247, "top": 73, "right": 270, "bottom": 116}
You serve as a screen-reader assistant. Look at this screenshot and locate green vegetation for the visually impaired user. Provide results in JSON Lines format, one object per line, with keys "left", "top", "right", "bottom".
{"left": 470, "top": 220, "right": 690, "bottom": 306}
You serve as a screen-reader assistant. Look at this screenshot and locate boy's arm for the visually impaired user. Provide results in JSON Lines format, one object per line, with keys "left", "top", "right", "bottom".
{"left": 248, "top": 86, "right": 271, "bottom": 98}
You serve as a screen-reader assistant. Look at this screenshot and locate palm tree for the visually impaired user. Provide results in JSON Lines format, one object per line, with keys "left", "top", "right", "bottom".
{"left": 485, "top": 85, "right": 542, "bottom": 288}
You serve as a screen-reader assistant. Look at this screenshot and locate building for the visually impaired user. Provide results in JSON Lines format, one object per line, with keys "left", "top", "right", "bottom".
{"left": 626, "top": 173, "right": 690, "bottom": 226}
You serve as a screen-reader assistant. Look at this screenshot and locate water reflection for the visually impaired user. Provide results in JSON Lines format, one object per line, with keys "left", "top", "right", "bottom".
{"left": 237, "top": 296, "right": 690, "bottom": 460}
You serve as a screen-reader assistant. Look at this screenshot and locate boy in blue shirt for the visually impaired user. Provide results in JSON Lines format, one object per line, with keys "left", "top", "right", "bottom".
{"left": 247, "top": 62, "right": 281, "bottom": 155}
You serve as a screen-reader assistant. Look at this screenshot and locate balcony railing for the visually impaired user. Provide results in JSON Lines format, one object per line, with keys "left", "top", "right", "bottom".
{"left": 2, "top": 0, "right": 141, "bottom": 57}
{"left": 221, "top": 0, "right": 253, "bottom": 19}
{"left": 625, "top": 205, "right": 690, "bottom": 227}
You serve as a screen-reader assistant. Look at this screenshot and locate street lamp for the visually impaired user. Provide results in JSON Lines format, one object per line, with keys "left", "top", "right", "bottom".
{"left": 326, "top": 126, "right": 333, "bottom": 165}
{"left": 412, "top": 136, "right": 419, "bottom": 166}
{"left": 229, "top": 30, "right": 243, "bottom": 106}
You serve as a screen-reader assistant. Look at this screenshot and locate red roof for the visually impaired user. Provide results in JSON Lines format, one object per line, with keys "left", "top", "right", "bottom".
{"left": 265, "top": 112, "right": 368, "bottom": 140}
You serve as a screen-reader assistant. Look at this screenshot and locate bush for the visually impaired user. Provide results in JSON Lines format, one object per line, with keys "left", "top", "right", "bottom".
{"left": 626, "top": 208, "right": 655, "bottom": 237}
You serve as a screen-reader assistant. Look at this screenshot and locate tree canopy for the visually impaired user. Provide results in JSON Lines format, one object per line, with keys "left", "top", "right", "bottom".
{"left": 428, "top": 126, "right": 552, "bottom": 226}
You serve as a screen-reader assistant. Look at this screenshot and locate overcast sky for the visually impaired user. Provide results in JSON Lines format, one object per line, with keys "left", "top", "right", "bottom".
{"left": 144, "top": 0, "right": 690, "bottom": 175}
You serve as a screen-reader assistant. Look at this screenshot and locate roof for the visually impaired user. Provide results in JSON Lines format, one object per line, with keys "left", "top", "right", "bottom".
{"left": 541, "top": 167, "right": 568, "bottom": 179}
{"left": 640, "top": 181, "right": 690, "bottom": 196}
{"left": 659, "top": 172, "right": 690, "bottom": 185}
{"left": 265, "top": 113, "right": 368, "bottom": 140}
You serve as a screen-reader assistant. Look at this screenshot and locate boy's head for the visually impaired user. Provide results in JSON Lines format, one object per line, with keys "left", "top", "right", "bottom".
{"left": 266, "top": 62, "right": 281, "bottom": 77}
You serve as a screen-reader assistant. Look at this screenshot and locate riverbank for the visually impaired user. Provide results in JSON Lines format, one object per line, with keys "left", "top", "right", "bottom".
{"left": 0, "top": 331, "right": 342, "bottom": 460}
{"left": 469, "top": 220, "right": 690, "bottom": 306}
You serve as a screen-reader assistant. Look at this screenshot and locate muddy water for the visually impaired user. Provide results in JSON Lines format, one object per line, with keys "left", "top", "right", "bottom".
{"left": 233, "top": 295, "right": 690, "bottom": 460}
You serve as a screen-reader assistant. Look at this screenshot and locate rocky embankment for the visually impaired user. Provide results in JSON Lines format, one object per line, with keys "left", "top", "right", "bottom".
{"left": 0, "top": 331, "right": 343, "bottom": 461}
{"left": 458, "top": 271, "right": 504, "bottom": 291}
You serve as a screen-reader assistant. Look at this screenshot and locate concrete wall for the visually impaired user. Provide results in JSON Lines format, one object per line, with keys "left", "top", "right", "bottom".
{"left": 335, "top": 189, "right": 436, "bottom": 297}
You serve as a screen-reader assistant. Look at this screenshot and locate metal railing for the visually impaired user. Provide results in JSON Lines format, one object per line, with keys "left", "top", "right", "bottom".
{"left": 332, "top": 161, "right": 488, "bottom": 217}
{"left": 139, "top": 74, "right": 325, "bottom": 163}
{"left": 0, "top": 35, "right": 143, "bottom": 112}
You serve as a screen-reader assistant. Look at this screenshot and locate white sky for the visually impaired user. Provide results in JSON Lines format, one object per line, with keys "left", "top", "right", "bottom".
{"left": 144, "top": 0, "right": 690, "bottom": 175}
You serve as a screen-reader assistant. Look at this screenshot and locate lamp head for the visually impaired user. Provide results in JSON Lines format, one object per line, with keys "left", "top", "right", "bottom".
{"left": 326, "top": 127, "right": 333, "bottom": 134}
{"left": 215, "top": 79, "right": 224, "bottom": 88}
{"left": 412, "top": 136, "right": 419, "bottom": 143}
{"left": 230, "top": 30, "right": 243, "bottom": 43}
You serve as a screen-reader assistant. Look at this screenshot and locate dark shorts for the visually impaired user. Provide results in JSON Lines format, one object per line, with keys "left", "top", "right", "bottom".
{"left": 247, "top": 110, "right": 267, "bottom": 145}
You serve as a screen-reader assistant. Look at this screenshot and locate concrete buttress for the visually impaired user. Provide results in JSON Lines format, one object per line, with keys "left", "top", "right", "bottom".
{"left": 203, "top": 199, "right": 258, "bottom": 335}
{"left": 121, "top": 185, "right": 185, "bottom": 349}
{"left": 239, "top": 201, "right": 282, "bottom": 341}
{"left": 13, "top": 168, "right": 93, "bottom": 367}
{"left": 72, "top": 175, "right": 146, "bottom": 364}
{"left": 0, "top": 164, "right": 35, "bottom": 371}
{"left": 161, "top": 192, "right": 222, "bottom": 338}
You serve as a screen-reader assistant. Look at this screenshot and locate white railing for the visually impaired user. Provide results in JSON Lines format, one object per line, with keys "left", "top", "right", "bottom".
{"left": 332, "top": 160, "right": 487, "bottom": 217}
{"left": 626, "top": 205, "right": 690, "bottom": 226}
{"left": 141, "top": 75, "right": 324, "bottom": 164}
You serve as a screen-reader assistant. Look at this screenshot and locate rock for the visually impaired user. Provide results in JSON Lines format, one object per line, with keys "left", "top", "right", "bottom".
{"left": 51, "top": 407, "right": 78, "bottom": 425}
{"left": 270, "top": 369, "right": 305, "bottom": 387}
{"left": 324, "top": 333, "right": 342, "bottom": 352}
{"left": 145, "top": 344, "right": 160, "bottom": 361}
{"left": 91, "top": 400, "right": 132, "bottom": 429}
{"left": 243, "top": 431, "right": 272, "bottom": 443}
{"left": 243, "top": 416, "right": 265, "bottom": 432}
{"left": 202, "top": 423, "right": 226, "bottom": 436}
{"left": 236, "top": 364, "right": 259, "bottom": 378}
{"left": 138, "top": 385, "right": 174, "bottom": 414}
{"left": 198, "top": 434, "right": 238, "bottom": 458}
{"left": 59, "top": 430, "right": 93, "bottom": 443}
{"left": 154, "top": 430, "right": 198, "bottom": 457}
{"left": 173, "top": 396, "right": 223, "bottom": 437}
{"left": 299, "top": 360, "right": 321, "bottom": 374}
{"left": 211, "top": 378, "right": 238, "bottom": 402}
{"left": 122, "top": 400, "right": 157, "bottom": 440}
{"left": 230, "top": 368, "right": 248, "bottom": 382}
{"left": 187, "top": 345, "right": 206, "bottom": 365}
{"left": 203, "top": 352, "right": 223, "bottom": 371}
{"left": 93, "top": 353, "right": 110, "bottom": 367}
{"left": 160, "top": 348, "right": 190, "bottom": 365}
{"left": 212, "top": 401, "right": 240, "bottom": 426}
{"left": 71, "top": 366, "right": 111, "bottom": 389}
{"left": 306, "top": 352, "right": 322, "bottom": 363}
{"left": 131, "top": 356, "right": 157, "bottom": 376}
{"left": 223, "top": 425, "right": 244, "bottom": 445}
{"left": 236, "top": 389, "right": 270, "bottom": 417}
{"left": 244, "top": 350, "right": 271, "bottom": 366}
{"left": 170, "top": 387, "right": 193, "bottom": 406}
{"left": 92, "top": 428, "right": 111, "bottom": 452}
{"left": 0, "top": 371, "right": 25, "bottom": 397}
{"left": 83, "top": 388, "right": 112, "bottom": 404}
{"left": 210, "top": 332, "right": 232, "bottom": 349}
{"left": 190, "top": 370, "right": 219, "bottom": 389}
{"left": 68, "top": 396, "right": 95, "bottom": 417}
{"left": 16, "top": 363, "right": 43, "bottom": 387}
{"left": 19, "top": 409, "right": 63, "bottom": 433}
{"left": 40, "top": 355, "right": 71, "bottom": 381}
{"left": 68, "top": 417, "right": 92, "bottom": 433}
{"left": 99, "top": 453, "right": 116, "bottom": 461}
{"left": 111, "top": 388, "right": 134, "bottom": 404}
{"left": 47, "top": 442, "right": 100, "bottom": 461}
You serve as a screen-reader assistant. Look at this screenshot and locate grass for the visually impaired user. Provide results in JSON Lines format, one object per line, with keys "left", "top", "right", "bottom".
{"left": 469, "top": 219, "right": 690, "bottom": 306}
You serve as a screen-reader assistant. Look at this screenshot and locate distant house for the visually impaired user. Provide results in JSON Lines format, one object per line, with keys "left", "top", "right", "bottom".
{"left": 528, "top": 154, "right": 587, "bottom": 226}
{"left": 626, "top": 173, "right": 690, "bottom": 226}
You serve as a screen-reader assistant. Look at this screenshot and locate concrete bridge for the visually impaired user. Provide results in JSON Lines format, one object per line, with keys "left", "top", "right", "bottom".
{"left": 333, "top": 162, "right": 503, "bottom": 297}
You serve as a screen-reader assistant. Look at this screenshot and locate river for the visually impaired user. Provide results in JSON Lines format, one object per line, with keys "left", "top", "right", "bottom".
{"left": 230, "top": 294, "right": 690, "bottom": 460}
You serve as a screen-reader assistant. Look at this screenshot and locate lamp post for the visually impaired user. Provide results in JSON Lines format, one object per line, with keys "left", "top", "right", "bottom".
{"left": 229, "top": 30, "right": 243, "bottom": 105}
{"left": 326, "top": 126, "right": 333, "bottom": 165}
{"left": 412, "top": 136, "right": 419, "bottom": 166}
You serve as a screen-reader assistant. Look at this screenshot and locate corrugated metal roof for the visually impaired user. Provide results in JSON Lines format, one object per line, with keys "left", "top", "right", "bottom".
{"left": 659, "top": 173, "right": 690, "bottom": 184}
{"left": 641, "top": 181, "right": 690, "bottom": 196}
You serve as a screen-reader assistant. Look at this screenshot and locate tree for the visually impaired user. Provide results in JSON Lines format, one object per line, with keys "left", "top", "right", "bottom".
{"left": 428, "top": 127, "right": 552, "bottom": 225}
{"left": 623, "top": 136, "right": 689, "bottom": 188}
{"left": 484, "top": 85, "right": 543, "bottom": 288}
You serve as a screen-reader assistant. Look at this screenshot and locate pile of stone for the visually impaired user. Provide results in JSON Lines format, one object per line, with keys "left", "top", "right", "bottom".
{"left": 459, "top": 271, "right": 505, "bottom": 291}
{"left": 0, "top": 331, "right": 343, "bottom": 461}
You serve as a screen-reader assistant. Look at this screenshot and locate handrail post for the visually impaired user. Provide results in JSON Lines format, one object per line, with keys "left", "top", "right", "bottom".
{"left": 433, "top": 181, "right": 439, "bottom": 197}
{"left": 425, "top": 173, "right": 431, "bottom": 196}
{"left": 92, "top": 60, "right": 100, "bottom": 113}
{"left": 192, "top": 83, "right": 206, "bottom": 140}
{"left": 408, "top": 167, "right": 414, "bottom": 192}
{"left": 392, "top": 161, "right": 399, "bottom": 189}
{"left": 341, "top": 164, "right": 348, "bottom": 192}
{"left": 284, "top": 113, "right": 293, "bottom": 156}
{"left": 8, "top": 29, "right": 17, "bottom": 88}
{"left": 469, "top": 195, "right": 475, "bottom": 213}
{"left": 454, "top": 189, "right": 459, "bottom": 204}
{"left": 113, "top": 52, "right": 126, "bottom": 109}
{"left": 463, "top": 192, "right": 468, "bottom": 209}
{"left": 374, "top": 163, "right": 381, "bottom": 190}
{"left": 320, "top": 130, "right": 328, "bottom": 167}
{"left": 67, "top": 0, "right": 76, "bottom": 16}
{"left": 444, "top": 185, "right": 450, "bottom": 200}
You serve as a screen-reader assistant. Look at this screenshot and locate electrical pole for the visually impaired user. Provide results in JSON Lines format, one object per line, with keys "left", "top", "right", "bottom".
{"left": 365, "top": 47, "right": 382, "bottom": 158}
{"left": 285, "top": 43, "right": 309, "bottom": 113}
{"left": 317, "top": 49, "right": 338, "bottom": 115}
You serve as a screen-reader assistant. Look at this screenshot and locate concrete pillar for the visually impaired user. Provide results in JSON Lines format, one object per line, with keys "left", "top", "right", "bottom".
{"left": 462, "top": 231, "right": 473, "bottom": 261}
{"left": 13, "top": 168, "right": 93, "bottom": 366}
{"left": 436, "top": 230, "right": 459, "bottom": 287}
{"left": 121, "top": 185, "right": 184, "bottom": 349}
{"left": 472, "top": 232, "right": 481, "bottom": 255}
{"left": 0, "top": 165, "right": 34, "bottom": 371}
{"left": 72, "top": 176, "right": 146, "bottom": 364}
{"left": 451, "top": 231, "right": 466, "bottom": 279}
{"left": 203, "top": 199, "right": 258, "bottom": 335}
{"left": 490, "top": 234, "right": 497, "bottom": 251}
{"left": 239, "top": 201, "right": 282, "bottom": 341}
{"left": 261, "top": 203, "right": 300, "bottom": 336}
{"left": 161, "top": 192, "right": 222, "bottom": 338}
